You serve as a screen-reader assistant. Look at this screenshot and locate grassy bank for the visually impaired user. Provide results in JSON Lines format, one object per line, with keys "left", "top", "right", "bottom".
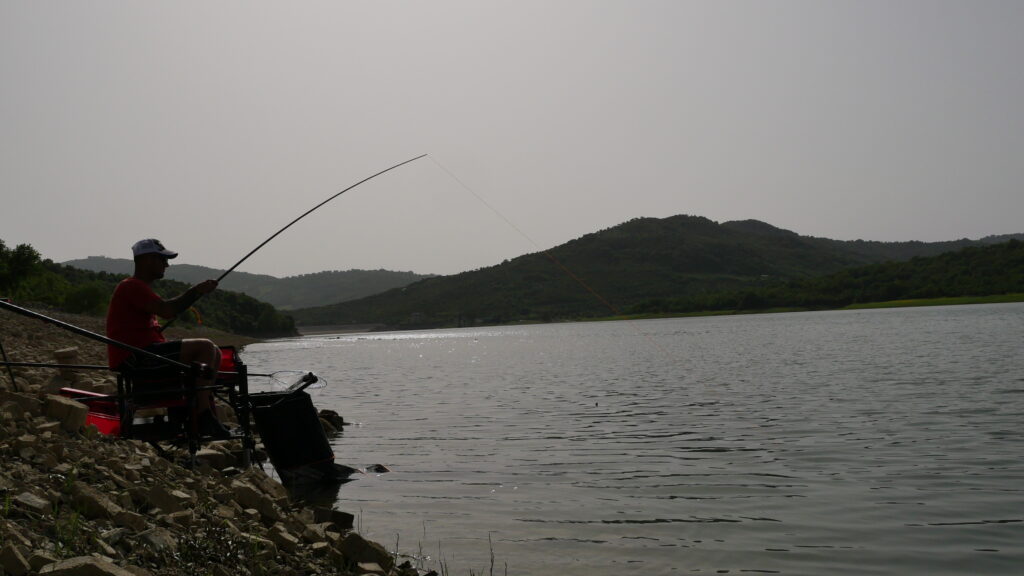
{"left": 589, "top": 293, "right": 1024, "bottom": 324}
{"left": 842, "top": 293, "right": 1024, "bottom": 310}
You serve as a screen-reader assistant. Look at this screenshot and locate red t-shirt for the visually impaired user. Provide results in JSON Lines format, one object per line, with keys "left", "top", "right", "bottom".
{"left": 106, "top": 277, "right": 166, "bottom": 368}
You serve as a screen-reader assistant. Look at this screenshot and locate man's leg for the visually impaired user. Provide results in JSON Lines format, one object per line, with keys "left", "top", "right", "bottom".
{"left": 179, "top": 338, "right": 229, "bottom": 437}
{"left": 179, "top": 338, "right": 219, "bottom": 411}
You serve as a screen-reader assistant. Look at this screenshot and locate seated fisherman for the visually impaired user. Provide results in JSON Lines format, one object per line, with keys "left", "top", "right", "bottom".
{"left": 106, "top": 238, "right": 230, "bottom": 438}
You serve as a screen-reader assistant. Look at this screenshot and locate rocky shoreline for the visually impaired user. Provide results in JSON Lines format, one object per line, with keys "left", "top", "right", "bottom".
{"left": 0, "top": 309, "right": 418, "bottom": 576}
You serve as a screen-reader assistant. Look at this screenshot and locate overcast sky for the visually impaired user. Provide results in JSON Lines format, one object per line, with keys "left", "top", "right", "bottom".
{"left": 2, "top": 1, "right": 1022, "bottom": 277}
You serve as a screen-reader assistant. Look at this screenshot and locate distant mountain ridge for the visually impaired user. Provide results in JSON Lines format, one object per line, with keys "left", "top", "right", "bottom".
{"left": 62, "top": 257, "right": 433, "bottom": 310}
{"left": 286, "top": 215, "right": 1024, "bottom": 328}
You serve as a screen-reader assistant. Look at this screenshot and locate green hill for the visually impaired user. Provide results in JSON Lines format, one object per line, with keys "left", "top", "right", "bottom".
{"left": 63, "top": 257, "right": 433, "bottom": 310}
{"left": 287, "top": 215, "right": 1023, "bottom": 328}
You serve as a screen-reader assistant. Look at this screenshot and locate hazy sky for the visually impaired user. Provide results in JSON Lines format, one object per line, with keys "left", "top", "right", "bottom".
{"left": 2, "top": 1, "right": 1022, "bottom": 276}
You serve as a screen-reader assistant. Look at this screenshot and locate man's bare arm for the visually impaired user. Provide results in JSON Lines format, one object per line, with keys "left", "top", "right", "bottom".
{"left": 144, "top": 280, "right": 218, "bottom": 319}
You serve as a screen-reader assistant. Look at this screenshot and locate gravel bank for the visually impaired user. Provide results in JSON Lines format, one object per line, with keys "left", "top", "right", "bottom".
{"left": 1, "top": 307, "right": 420, "bottom": 576}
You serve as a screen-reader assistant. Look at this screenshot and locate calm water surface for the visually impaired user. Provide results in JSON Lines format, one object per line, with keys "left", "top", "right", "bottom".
{"left": 243, "top": 304, "right": 1024, "bottom": 575}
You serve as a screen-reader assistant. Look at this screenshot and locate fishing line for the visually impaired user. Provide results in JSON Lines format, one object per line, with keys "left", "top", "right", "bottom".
{"left": 428, "top": 156, "right": 626, "bottom": 318}
{"left": 429, "top": 156, "right": 672, "bottom": 359}
{"left": 216, "top": 154, "right": 427, "bottom": 284}
{"left": 429, "top": 158, "right": 675, "bottom": 364}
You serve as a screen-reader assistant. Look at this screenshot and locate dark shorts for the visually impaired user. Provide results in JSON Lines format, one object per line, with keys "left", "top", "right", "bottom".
{"left": 121, "top": 340, "right": 183, "bottom": 371}
{"left": 118, "top": 341, "right": 189, "bottom": 391}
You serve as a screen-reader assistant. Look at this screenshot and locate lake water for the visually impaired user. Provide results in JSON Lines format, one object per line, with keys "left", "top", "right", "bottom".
{"left": 242, "top": 304, "right": 1024, "bottom": 575}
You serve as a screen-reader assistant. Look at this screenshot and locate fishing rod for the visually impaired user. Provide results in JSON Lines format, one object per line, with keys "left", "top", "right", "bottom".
{"left": 0, "top": 337, "right": 18, "bottom": 390}
{"left": 161, "top": 153, "right": 427, "bottom": 331}
{"left": 0, "top": 359, "right": 306, "bottom": 381}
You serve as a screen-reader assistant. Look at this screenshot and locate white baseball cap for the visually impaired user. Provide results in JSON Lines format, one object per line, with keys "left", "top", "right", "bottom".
{"left": 131, "top": 238, "right": 178, "bottom": 259}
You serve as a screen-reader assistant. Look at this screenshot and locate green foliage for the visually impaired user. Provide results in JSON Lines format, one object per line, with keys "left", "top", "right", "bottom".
{"left": 174, "top": 521, "right": 253, "bottom": 576}
{"left": 629, "top": 239, "right": 1024, "bottom": 314}
{"left": 52, "top": 508, "right": 88, "bottom": 558}
{"left": 0, "top": 239, "right": 44, "bottom": 295}
{"left": 11, "top": 269, "right": 73, "bottom": 307}
{"left": 63, "top": 281, "right": 110, "bottom": 315}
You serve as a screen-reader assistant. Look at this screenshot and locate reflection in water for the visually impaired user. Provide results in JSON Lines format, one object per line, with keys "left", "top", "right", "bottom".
{"left": 273, "top": 427, "right": 390, "bottom": 508}
{"left": 271, "top": 423, "right": 362, "bottom": 507}
{"left": 283, "top": 474, "right": 351, "bottom": 508}
{"left": 244, "top": 304, "right": 1024, "bottom": 576}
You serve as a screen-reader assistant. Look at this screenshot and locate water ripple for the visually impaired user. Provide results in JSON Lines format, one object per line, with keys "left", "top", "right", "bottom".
{"left": 245, "top": 304, "right": 1024, "bottom": 576}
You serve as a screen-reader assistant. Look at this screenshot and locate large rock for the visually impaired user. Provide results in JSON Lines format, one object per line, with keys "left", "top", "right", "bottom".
{"left": 231, "top": 480, "right": 281, "bottom": 521}
{"left": 44, "top": 395, "right": 88, "bottom": 432}
{"left": 136, "top": 527, "right": 177, "bottom": 554}
{"left": 166, "top": 510, "right": 194, "bottom": 527}
{"left": 240, "top": 469, "right": 289, "bottom": 501}
{"left": 195, "top": 447, "right": 234, "bottom": 470}
{"left": 101, "top": 527, "right": 129, "bottom": 546}
{"left": 319, "top": 417, "right": 338, "bottom": 435}
{"left": 240, "top": 533, "right": 278, "bottom": 560}
{"left": 114, "top": 510, "right": 148, "bottom": 531}
{"left": 145, "top": 485, "right": 194, "bottom": 513}
{"left": 13, "top": 491, "right": 50, "bottom": 514}
{"left": 52, "top": 347, "right": 80, "bottom": 382}
{"left": 0, "top": 543, "right": 31, "bottom": 576}
{"left": 313, "top": 507, "right": 354, "bottom": 530}
{"left": 310, "top": 541, "right": 330, "bottom": 554}
{"left": 213, "top": 504, "right": 235, "bottom": 520}
{"left": 39, "top": 556, "right": 137, "bottom": 576}
{"left": 0, "top": 391, "right": 42, "bottom": 416}
{"left": 41, "top": 375, "right": 74, "bottom": 394}
{"left": 94, "top": 381, "right": 118, "bottom": 395}
{"left": 356, "top": 562, "right": 386, "bottom": 575}
{"left": 318, "top": 409, "right": 347, "bottom": 429}
{"left": 0, "top": 519, "right": 34, "bottom": 548}
{"left": 71, "top": 481, "right": 124, "bottom": 520}
{"left": 27, "top": 551, "right": 59, "bottom": 572}
{"left": 337, "top": 532, "right": 394, "bottom": 573}
{"left": 268, "top": 527, "right": 300, "bottom": 553}
{"left": 14, "top": 433, "right": 38, "bottom": 449}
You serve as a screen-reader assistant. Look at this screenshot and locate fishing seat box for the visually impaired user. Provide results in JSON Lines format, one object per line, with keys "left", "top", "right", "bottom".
{"left": 249, "top": 389, "right": 334, "bottom": 474}
{"left": 76, "top": 346, "right": 246, "bottom": 441}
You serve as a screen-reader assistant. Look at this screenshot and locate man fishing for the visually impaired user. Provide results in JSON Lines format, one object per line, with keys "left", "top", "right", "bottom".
{"left": 106, "top": 238, "right": 230, "bottom": 438}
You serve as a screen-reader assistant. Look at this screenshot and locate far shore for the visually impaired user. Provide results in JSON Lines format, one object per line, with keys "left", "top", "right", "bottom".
{"left": 590, "top": 292, "right": 1024, "bottom": 323}
{"left": 296, "top": 323, "right": 386, "bottom": 336}
{"left": 288, "top": 293, "right": 1024, "bottom": 336}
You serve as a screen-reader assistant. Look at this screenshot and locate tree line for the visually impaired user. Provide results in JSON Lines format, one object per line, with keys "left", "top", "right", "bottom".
{"left": 628, "top": 239, "right": 1024, "bottom": 315}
